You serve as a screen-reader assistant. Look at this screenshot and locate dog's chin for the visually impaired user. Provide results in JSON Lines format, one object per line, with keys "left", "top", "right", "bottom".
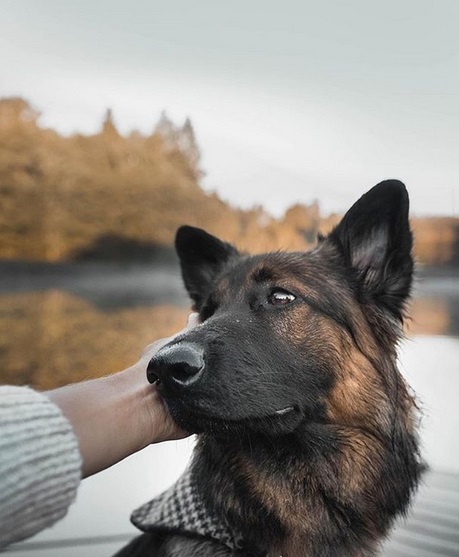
{"left": 165, "top": 399, "right": 304, "bottom": 438}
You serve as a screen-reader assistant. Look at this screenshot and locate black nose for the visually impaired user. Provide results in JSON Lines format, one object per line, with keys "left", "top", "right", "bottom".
{"left": 147, "top": 343, "right": 205, "bottom": 387}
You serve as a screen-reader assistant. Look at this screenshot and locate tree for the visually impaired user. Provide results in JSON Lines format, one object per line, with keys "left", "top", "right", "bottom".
{"left": 178, "top": 118, "right": 201, "bottom": 179}
{"left": 101, "top": 108, "right": 120, "bottom": 137}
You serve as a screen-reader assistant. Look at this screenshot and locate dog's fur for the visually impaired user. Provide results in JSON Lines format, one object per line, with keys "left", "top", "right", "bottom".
{"left": 117, "top": 181, "right": 424, "bottom": 557}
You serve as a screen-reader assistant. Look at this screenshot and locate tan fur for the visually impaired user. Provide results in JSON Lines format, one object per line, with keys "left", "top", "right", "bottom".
{"left": 239, "top": 455, "right": 323, "bottom": 557}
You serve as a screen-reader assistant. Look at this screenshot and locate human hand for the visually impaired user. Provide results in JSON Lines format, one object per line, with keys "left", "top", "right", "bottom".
{"left": 136, "top": 312, "right": 201, "bottom": 444}
{"left": 140, "top": 312, "right": 200, "bottom": 364}
{"left": 47, "top": 313, "right": 200, "bottom": 478}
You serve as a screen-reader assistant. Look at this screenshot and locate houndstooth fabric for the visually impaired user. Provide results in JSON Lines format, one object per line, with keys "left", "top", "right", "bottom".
{"left": 131, "top": 466, "right": 244, "bottom": 550}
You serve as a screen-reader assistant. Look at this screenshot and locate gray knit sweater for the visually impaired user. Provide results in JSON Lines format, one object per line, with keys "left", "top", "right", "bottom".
{"left": 0, "top": 386, "right": 82, "bottom": 549}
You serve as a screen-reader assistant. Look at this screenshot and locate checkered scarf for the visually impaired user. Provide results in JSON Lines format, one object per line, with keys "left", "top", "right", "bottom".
{"left": 131, "top": 466, "right": 244, "bottom": 550}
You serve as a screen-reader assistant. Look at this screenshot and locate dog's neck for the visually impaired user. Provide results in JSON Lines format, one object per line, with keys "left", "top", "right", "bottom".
{"left": 196, "top": 422, "right": 407, "bottom": 557}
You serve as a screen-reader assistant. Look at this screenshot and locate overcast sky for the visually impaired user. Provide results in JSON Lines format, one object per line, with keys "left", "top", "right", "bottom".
{"left": 1, "top": 0, "right": 458, "bottom": 217}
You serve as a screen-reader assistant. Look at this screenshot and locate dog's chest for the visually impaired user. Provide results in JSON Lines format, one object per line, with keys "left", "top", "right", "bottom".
{"left": 270, "top": 536, "right": 312, "bottom": 557}
{"left": 272, "top": 543, "right": 371, "bottom": 557}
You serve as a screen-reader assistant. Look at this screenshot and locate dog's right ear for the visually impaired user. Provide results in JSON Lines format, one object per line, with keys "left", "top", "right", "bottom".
{"left": 175, "top": 226, "right": 239, "bottom": 309}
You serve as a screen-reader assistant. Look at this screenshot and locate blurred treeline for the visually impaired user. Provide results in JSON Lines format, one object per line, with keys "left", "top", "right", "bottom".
{"left": 1, "top": 96, "right": 458, "bottom": 267}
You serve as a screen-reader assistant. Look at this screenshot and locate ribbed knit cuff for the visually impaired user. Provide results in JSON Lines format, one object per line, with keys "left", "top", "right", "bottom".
{"left": 0, "top": 386, "right": 82, "bottom": 549}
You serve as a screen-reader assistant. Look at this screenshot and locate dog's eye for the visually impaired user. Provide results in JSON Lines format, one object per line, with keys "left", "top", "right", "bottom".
{"left": 268, "top": 289, "right": 296, "bottom": 306}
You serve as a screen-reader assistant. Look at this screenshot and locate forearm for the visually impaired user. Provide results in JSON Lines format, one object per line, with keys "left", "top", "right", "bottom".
{"left": 47, "top": 361, "right": 183, "bottom": 478}
{"left": 0, "top": 315, "right": 197, "bottom": 548}
{"left": 0, "top": 386, "right": 81, "bottom": 548}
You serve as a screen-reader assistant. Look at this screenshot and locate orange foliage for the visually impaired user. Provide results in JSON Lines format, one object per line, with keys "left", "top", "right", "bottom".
{"left": 0, "top": 290, "right": 190, "bottom": 389}
{"left": 0, "top": 97, "right": 458, "bottom": 266}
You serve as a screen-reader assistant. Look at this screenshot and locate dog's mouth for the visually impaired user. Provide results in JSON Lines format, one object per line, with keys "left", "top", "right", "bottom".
{"left": 150, "top": 375, "right": 295, "bottom": 417}
{"left": 149, "top": 369, "right": 302, "bottom": 436}
{"left": 161, "top": 395, "right": 302, "bottom": 437}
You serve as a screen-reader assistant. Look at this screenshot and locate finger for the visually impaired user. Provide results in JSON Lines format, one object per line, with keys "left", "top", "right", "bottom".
{"left": 141, "top": 338, "right": 170, "bottom": 359}
{"left": 186, "top": 312, "right": 200, "bottom": 329}
{"left": 141, "top": 313, "right": 200, "bottom": 360}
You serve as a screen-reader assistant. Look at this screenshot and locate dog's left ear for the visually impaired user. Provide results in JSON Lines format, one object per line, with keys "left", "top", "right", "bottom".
{"left": 175, "top": 226, "right": 239, "bottom": 309}
{"left": 326, "top": 180, "right": 413, "bottom": 319}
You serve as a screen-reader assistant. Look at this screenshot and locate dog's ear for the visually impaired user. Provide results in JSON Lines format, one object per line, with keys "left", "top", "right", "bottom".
{"left": 175, "top": 225, "right": 239, "bottom": 309}
{"left": 326, "top": 180, "right": 413, "bottom": 319}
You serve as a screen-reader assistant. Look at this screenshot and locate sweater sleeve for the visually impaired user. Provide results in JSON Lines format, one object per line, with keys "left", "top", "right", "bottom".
{"left": 0, "top": 386, "right": 82, "bottom": 549}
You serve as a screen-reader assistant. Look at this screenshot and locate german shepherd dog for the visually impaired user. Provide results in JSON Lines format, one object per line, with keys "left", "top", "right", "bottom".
{"left": 118, "top": 181, "right": 424, "bottom": 557}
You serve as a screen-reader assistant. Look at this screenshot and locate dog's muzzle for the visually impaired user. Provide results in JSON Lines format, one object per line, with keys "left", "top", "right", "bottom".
{"left": 147, "top": 342, "right": 205, "bottom": 388}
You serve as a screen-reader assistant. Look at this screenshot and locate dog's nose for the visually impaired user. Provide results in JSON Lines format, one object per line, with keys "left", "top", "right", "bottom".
{"left": 147, "top": 343, "right": 205, "bottom": 386}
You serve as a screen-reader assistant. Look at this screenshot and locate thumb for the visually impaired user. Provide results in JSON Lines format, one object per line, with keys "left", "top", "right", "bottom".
{"left": 141, "top": 312, "right": 200, "bottom": 360}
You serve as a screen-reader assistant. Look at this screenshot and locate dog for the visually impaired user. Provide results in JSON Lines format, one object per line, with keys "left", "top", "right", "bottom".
{"left": 117, "top": 180, "right": 424, "bottom": 557}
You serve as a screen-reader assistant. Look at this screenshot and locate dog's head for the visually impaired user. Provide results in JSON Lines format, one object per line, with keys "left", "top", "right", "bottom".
{"left": 148, "top": 180, "right": 414, "bottom": 439}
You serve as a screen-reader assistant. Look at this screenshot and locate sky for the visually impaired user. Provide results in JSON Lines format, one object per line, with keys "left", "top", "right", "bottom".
{"left": 1, "top": 0, "right": 458, "bottom": 217}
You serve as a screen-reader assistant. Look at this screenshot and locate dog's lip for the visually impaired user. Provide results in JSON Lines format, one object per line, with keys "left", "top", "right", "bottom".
{"left": 152, "top": 380, "right": 297, "bottom": 420}
{"left": 168, "top": 398, "right": 298, "bottom": 424}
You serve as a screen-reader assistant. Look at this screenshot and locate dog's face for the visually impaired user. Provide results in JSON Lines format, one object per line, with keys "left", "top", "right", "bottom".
{"left": 148, "top": 180, "right": 413, "bottom": 438}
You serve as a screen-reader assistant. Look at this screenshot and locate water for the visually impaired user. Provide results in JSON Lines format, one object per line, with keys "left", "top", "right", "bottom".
{"left": 1, "top": 262, "right": 458, "bottom": 556}
{"left": 0, "top": 261, "right": 190, "bottom": 389}
{"left": 0, "top": 262, "right": 457, "bottom": 390}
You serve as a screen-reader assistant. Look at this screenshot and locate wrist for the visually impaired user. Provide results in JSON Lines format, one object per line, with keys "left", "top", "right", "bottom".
{"left": 113, "top": 360, "right": 186, "bottom": 449}
{"left": 47, "top": 362, "right": 182, "bottom": 478}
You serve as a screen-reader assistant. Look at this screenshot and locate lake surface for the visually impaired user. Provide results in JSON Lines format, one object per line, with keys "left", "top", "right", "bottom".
{"left": 1, "top": 262, "right": 459, "bottom": 556}
{"left": 0, "top": 261, "right": 458, "bottom": 391}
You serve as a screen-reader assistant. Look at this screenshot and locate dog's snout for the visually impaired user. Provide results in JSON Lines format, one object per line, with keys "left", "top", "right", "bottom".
{"left": 147, "top": 343, "right": 205, "bottom": 387}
